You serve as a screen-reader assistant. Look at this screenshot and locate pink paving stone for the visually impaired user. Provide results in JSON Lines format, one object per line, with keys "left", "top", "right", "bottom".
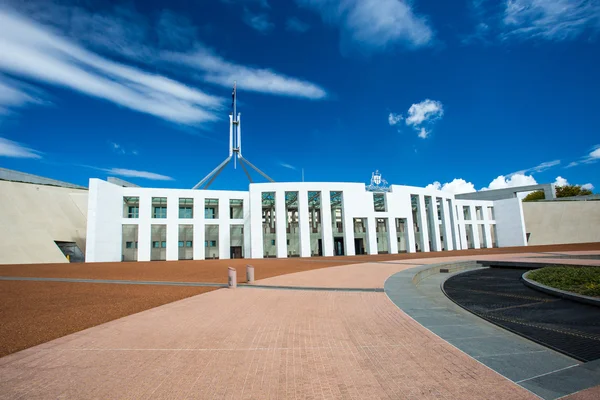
{"left": 0, "top": 286, "right": 536, "bottom": 399}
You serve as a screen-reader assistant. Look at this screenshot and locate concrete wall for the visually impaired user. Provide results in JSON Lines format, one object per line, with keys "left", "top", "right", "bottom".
{"left": 494, "top": 198, "right": 527, "bottom": 247}
{"left": 87, "top": 179, "right": 521, "bottom": 262}
{"left": 523, "top": 200, "right": 600, "bottom": 245}
{"left": 0, "top": 180, "right": 88, "bottom": 264}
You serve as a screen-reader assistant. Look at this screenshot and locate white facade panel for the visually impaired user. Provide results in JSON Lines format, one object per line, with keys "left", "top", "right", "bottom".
{"left": 86, "top": 179, "right": 524, "bottom": 262}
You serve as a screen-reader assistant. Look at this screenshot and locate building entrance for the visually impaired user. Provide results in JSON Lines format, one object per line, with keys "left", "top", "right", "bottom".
{"left": 354, "top": 238, "right": 365, "bottom": 255}
{"left": 334, "top": 237, "right": 344, "bottom": 256}
{"left": 230, "top": 246, "right": 243, "bottom": 259}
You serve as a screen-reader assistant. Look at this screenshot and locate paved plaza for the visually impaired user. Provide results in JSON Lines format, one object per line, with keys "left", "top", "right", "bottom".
{"left": 1, "top": 250, "right": 599, "bottom": 399}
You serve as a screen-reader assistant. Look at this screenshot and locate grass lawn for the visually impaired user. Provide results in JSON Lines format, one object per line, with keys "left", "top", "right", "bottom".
{"left": 528, "top": 266, "right": 600, "bottom": 297}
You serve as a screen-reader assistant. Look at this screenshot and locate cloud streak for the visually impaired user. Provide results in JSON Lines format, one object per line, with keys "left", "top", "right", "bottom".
{"left": 279, "top": 162, "right": 297, "bottom": 170}
{"left": 0, "top": 137, "right": 42, "bottom": 159}
{"left": 102, "top": 168, "right": 174, "bottom": 181}
{"left": 166, "top": 49, "right": 328, "bottom": 100}
{"left": 243, "top": 9, "right": 274, "bottom": 33}
{"left": 0, "top": 7, "right": 223, "bottom": 126}
{"left": 296, "top": 0, "right": 433, "bottom": 53}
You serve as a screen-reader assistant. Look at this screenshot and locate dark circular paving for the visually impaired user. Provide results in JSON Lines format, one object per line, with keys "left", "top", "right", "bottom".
{"left": 443, "top": 267, "right": 600, "bottom": 362}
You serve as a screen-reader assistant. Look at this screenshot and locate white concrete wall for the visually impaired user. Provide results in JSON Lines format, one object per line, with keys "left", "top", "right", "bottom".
{"left": 494, "top": 198, "right": 527, "bottom": 247}
{"left": 0, "top": 180, "right": 88, "bottom": 264}
{"left": 87, "top": 180, "right": 524, "bottom": 262}
{"left": 454, "top": 199, "right": 496, "bottom": 249}
{"left": 523, "top": 200, "right": 600, "bottom": 245}
{"left": 86, "top": 179, "right": 249, "bottom": 262}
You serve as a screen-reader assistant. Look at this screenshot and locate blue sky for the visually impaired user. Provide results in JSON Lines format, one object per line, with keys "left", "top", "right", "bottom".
{"left": 0, "top": 0, "right": 598, "bottom": 193}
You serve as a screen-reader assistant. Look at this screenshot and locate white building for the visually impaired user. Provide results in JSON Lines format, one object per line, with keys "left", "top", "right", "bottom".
{"left": 85, "top": 174, "right": 528, "bottom": 262}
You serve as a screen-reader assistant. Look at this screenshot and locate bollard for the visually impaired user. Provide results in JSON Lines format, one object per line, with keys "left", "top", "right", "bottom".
{"left": 228, "top": 267, "right": 237, "bottom": 288}
{"left": 246, "top": 265, "right": 254, "bottom": 283}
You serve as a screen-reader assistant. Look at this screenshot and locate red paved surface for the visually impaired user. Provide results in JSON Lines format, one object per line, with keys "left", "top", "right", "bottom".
{"left": 1, "top": 247, "right": 599, "bottom": 398}
{"left": 563, "top": 385, "right": 600, "bottom": 399}
{"left": 0, "top": 288, "right": 535, "bottom": 399}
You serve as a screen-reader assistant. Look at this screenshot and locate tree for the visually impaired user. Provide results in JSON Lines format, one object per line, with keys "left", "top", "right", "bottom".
{"left": 523, "top": 190, "right": 545, "bottom": 202}
{"left": 556, "top": 185, "right": 593, "bottom": 198}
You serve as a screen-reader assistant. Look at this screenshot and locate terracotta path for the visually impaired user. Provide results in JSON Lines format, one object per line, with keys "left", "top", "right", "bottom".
{"left": 2, "top": 251, "right": 599, "bottom": 399}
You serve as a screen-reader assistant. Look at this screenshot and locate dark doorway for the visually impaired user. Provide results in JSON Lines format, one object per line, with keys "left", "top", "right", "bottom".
{"left": 317, "top": 239, "right": 323, "bottom": 256}
{"left": 334, "top": 237, "right": 344, "bottom": 256}
{"left": 230, "top": 246, "right": 243, "bottom": 259}
{"left": 354, "top": 238, "right": 365, "bottom": 255}
{"left": 54, "top": 241, "right": 85, "bottom": 262}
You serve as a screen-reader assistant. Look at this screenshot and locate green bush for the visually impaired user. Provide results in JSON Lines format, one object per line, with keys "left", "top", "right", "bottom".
{"left": 528, "top": 266, "right": 600, "bottom": 297}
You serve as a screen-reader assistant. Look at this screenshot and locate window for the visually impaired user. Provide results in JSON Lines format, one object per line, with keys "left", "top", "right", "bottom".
{"left": 152, "top": 197, "right": 167, "bottom": 218}
{"left": 475, "top": 206, "right": 483, "bottom": 220}
{"left": 205, "top": 240, "right": 216, "bottom": 247}
{"left": 161, "top": 241, "right": 166, "bottom": 248}
{"left": 373, "top": 193, "right": 386, "bottom": 212}
{"left": 178, "top": 241, "right": 184, "bottom": 248}
{"left": 179, "top": 198, "right": 193, "bottom": 219}
{"left": 488, "top": 206, "right": 495, "bottom": 220}
{"left": 463, "top": 206, "right": 471, "bottom": 220}
{"left": 125, "top": 241, "right": 133, "bottom": 248}
{"left": 205, "top": 199, "right": 218, "bottom": 219}
{"left": 128, "top": 206, "right": 139, "bottom": 218}
{"left": 123, "top": 196, "right": 139, "bottom": 218}
{"left": 230, "top": 199, "right": 243, "bottom": 219}
{"left": 186, "top": 241, "right": 193, "bottom": 247}
{"left": 135, "top": 242, "right": 138, "bottom": 248}
{"left": 271, "top": 239, "right": 276, "bottom": 245}
{"left": 152, "top": 241, "right": 160, "bottom": 248}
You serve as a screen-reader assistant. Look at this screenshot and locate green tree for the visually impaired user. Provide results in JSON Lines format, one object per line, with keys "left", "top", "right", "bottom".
{"left": 523, "top": 190, "right": 545, "bottom": 202}
{"left": 556, "top": 185, "right": 593, "bottom": 198}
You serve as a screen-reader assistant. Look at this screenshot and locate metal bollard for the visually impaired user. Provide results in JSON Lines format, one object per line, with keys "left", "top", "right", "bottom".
{"left": 228, "top": 267, "right": 237, "bottom": 288}
{"left": 246, "top": 265, "right": 254, "bottom": 283}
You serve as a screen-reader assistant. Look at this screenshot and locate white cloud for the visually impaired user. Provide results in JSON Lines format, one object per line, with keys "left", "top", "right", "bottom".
{"left": 417, "top": 127, "right": 429, "bottom": 139}
{"left": 566, "top": 144, "right": 600, "bottom": 168}
{"left": 502, "top": 0, "right": 600, "bottom": 41}
{"left": 109, "top": 141, "right": 137, "bottom": 156}
{"left": 405, "top": 99, "right": 444, "bottom": 126}
{"left": 103, "top": 168, "right": 173, "bottom": 181}
{"left": 0, "top": 76, "right": 46, "bottom": 116}
{"left": 554, "top": 176, "right": 569, "bottom": 187}
{"left": 388, "top": 112, "right": 402, "bottom": 126}
{"left": 425, "top": 178, "right": 476, "bottom": 194}
{"left": 296, "top": 0, "right": 433, "bottom": 52}
{"left": 510, "top": 159, "right": 561, "bottom": 176}
{"left": 0, "top": 8, "right": 223, "bottom": 126}
{"left": 0, "top": 137, "right": 42, "bottom": 159}
{"left": 243, "top": 9, "right": 274, "bottom": 33}
{"left": 582, "top": 183, "right": 594, "bottom": 191}
{"left": 280, "top": 162, "right": 297, "bottom": 170}
{"left": 166, "top": 49, "right": 327, "bottom": 100}
{"left": 482, "top": 173, "right": 538, "bottom": 190}
{"left": 286, "top": 17, "right": 311, "bottom": 33}
{"left": 2, "top": 2, "right": 325, "bottom": 111}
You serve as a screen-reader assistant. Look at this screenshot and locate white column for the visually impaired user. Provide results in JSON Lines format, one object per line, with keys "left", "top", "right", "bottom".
{"left": 481, "top": 207, "right": 492, "bottom": 249}
{"left": 366, "top": 217, "right": 378, "bottom": 255}
{"left": 321, "top": 192, "right": 334, "bottom": 257}
{"left": 298, "top": 190, "right": 311, "bottom": 257}
{"left": 470, "top": 205, "right": 481, "bottom": 249}
{"left": 193, "top": 222, "right": 205, "bottom": 260}
{"left": 441, "top": 198, "right": 453, "bottom": 251}
{"left": 193, "top": 193, "right": 205, "bottom": 260}
{"left": 275, "top": 191, "right": 287, "bottom": 258}
{"left": 343, "top": 213, "right": 355, "bottom": 256}
{"left": 406, "top": 211, "right": 416, "bottom": 253}
{"left": 166, "top": 194, "right": 179, "bottom": 261}
{"left": 249, "top": 188, "right": 264, "bottom": 259}
{"left": 428, "top": 197, "right": 441, "bottom": 252}
{"left": 137, "top": 194, "right": 151, "bottom": 262}
{"left": 243, "top": 197, "right": 252, "bottom": 258}
{"left": 388, "top": 218, "right": 398, "bottom": 254}
{"left": 219, "top": 197, "right": 230, "bottom": 259}
{"left": 418, "top": 195, "right": 430, "bottom": 252}
{"left": 449, "top": 200, "right": 461, "bottom": 250}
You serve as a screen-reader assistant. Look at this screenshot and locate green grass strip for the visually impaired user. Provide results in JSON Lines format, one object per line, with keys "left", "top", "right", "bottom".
{"left": 528, "top": 266, "right": 600, "bottom": 298}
